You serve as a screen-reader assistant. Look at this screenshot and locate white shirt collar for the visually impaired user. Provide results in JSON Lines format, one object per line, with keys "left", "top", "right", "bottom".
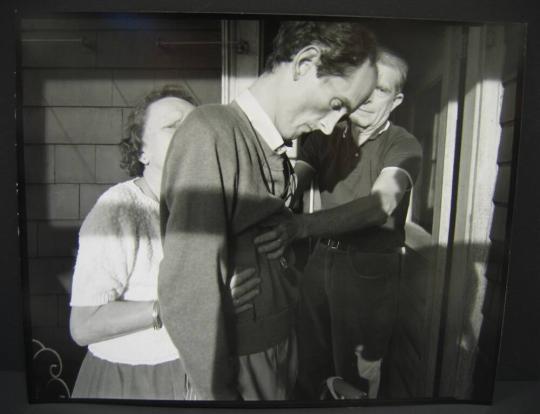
{"left": 357, "top": 120, "right": 391, "bottom": 146}
{"left": 378, "top": 120, "right": 390, "bottom": 135}
{"left": 235, "top": 89, "right": 287, "bottom": 154}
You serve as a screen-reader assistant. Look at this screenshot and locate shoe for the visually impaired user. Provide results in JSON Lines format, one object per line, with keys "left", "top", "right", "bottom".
{"left": 325, "top": 376, "right": 367, "bottom": 400}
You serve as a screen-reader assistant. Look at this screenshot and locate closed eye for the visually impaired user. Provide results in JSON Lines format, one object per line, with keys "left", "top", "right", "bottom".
{"left": 164, "top": 118, "right": 184, "bottom": 129}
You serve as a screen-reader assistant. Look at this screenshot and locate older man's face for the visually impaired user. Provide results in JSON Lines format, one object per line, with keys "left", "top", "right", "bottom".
{"left": 275, "top": 59, "right": 377, "bottom": 140}
{"left": 349, "top": 62, "right": 403, "bottom": 130}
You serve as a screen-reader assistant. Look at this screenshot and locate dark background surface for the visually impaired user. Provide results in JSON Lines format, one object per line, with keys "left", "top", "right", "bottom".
{"left": 1, "top": 0, "right": 539, "bottom": 412}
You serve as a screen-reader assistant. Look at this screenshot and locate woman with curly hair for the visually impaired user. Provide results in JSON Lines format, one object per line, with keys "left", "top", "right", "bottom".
{"left": 69, "top": 87, "right": 259, "bottom": 399}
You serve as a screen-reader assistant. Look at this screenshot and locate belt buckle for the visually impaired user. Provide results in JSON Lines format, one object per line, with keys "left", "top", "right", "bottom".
{"left": 327, "top": 239, "right": 341, "bottom": 250}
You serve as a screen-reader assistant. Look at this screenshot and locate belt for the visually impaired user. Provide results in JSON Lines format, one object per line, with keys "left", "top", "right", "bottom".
{"left": 319, "top": 238, "right": 404, "bottom": 254}
{"left": 319, "top": 237, "right": 355, "bottom": 251}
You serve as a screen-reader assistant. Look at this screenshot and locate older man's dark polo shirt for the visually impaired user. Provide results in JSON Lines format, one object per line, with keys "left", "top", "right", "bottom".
{"left": 298, "top": 121, "right": 422, "bottom": 252}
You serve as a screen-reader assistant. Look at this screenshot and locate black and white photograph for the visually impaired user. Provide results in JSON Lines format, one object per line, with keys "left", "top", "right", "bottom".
{"left": 15, "top": 11, "right": 526, "bottom": 407}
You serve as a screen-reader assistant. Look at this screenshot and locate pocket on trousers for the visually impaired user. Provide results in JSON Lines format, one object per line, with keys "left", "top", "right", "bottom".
{"left": 346, "top": 250, "right": 399, "bottom": 281}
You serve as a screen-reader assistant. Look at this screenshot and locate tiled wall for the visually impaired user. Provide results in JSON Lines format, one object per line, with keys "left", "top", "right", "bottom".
{"left": 21, "top": 16, "right": 222, "bottom": 392}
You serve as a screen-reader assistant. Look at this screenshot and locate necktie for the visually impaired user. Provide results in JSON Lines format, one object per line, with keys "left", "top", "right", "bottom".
{"left": 279, "top": 153, "right": 296, "bottom": 205}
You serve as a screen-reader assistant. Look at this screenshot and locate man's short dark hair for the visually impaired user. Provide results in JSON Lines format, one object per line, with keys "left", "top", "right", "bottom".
{"left": 120, "top": 86, "right": 196, "bottom": 177}
{"left": 265, "top": 21, "right": 377, "bottom": 77}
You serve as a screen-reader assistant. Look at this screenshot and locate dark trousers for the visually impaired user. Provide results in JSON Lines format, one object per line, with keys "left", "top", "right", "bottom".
{"left": 296, "top": 242, "right": 400, "bottom": 399}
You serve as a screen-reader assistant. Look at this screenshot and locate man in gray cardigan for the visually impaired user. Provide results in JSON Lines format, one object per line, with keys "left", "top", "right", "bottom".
{"left": 158, "top": 21, "right": 378, "bottom": 400}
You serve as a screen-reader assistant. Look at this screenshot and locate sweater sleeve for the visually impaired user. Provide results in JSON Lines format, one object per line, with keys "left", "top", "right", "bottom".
{"left": 158, "top": 108, "right": 239, "bottom": 400}
{"left": 70, "top": 188, "right": 134, "bottom": 306}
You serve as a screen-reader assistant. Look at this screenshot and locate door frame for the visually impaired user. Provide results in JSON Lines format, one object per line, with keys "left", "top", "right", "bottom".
{"left": 403, "top": 25, "right": 467, "bottom": 397}
{"left": 221, "top": 20, "right": 260, "bottom": 103}
{"left": 437, "top": 24, "right": 507, "bottom": 398}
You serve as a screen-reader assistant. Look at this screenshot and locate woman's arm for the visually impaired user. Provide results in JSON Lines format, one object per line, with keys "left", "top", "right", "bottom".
{"left": 70, "top": 268, "right": 260, "bottom": 346}
{"left": 70, "top": 301, "right": 154, "bottom": 347}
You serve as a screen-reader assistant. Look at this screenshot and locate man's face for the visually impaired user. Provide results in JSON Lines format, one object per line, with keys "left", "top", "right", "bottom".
{"left": 141, "top": 96, "right": 195, "bottom": 172}
{"left": 349, "top": 62, "right": 404, "bottom": 131}
{"left": 275, "top": 59, "right": 377, "bottom": 140}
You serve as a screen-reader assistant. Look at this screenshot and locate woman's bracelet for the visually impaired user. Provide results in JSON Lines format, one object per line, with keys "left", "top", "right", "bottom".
{"left": 152, "top": 300, "right": 163, "bottom": 330}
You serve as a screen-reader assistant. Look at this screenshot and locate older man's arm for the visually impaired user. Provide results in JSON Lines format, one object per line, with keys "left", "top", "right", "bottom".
{"left": 254, "top": 168, "right": 410, "bottom": 259}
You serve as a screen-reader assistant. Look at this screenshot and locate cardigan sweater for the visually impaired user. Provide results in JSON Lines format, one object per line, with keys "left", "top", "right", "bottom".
{"left": 158, "top": 102, "right": 298, "bottom": 400}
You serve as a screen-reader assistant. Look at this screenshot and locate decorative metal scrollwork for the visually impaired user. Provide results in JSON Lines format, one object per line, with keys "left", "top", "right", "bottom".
{"left": 32, "top": 338, "right": 71, "bottom": 399}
